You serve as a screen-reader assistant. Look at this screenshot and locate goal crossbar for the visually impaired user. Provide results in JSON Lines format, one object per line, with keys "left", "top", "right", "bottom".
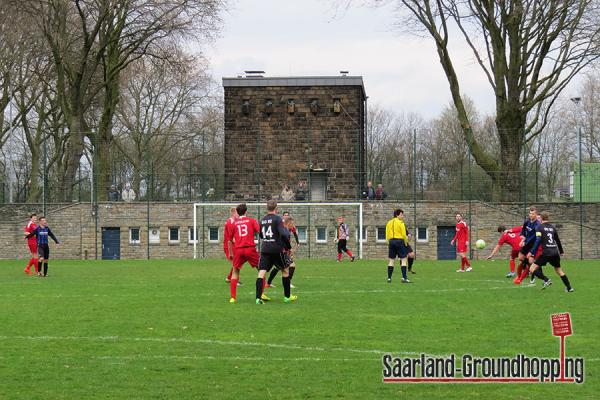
{"left": 193, "top": 202, "right": 364, "bottom": 259}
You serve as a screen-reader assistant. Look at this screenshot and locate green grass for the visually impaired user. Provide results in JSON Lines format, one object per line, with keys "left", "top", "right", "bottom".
{"left": 0, "top": 258, "right": 598, "bottom": 399}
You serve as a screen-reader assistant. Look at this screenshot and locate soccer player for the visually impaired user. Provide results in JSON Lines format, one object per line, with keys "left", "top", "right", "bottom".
{"left": 514, "top": 206, "right": 542, "bottom": 285}
{"left": 335, "top": 216, "right": 355, "bottom": 262}
{"left": 385, "top": 209, "right": 411, "bottom": 283}
{"left": 528, "top": 211, "right": 573, "bottom": 292}
{"left": 23, "top": 213, "right": 39, "bottom": 275}
{"left": 223, "top": 207, "right": 242, "bottom": 286}
{"left": 255, "top": 200, "right": 297, "bottom": 304}
{"left": 451, "top": 212, "right": 472, "bottom": 272}
{"left": 266, "top": 212, "right": 300, "bottom": 288}
{"left": 228, "top": 204, "right": 260, "bottom": 303}
{"left": 24, "top": 216, "right": 60, "bottom": 277}
{"left": 406, "top": 231, "right": 416, "bottom": 274}
{"left": 486, "top": 225, "right": 522, "bottom": 278}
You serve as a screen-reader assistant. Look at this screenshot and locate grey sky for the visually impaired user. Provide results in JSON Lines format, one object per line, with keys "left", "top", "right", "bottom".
{"left": 205, "top": 0, "right": 496, "bottom": 119}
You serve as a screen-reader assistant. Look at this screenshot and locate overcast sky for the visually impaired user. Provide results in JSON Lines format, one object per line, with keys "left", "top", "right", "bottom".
{"left": 204, "top": 0, "right": 497, "bottom": 119}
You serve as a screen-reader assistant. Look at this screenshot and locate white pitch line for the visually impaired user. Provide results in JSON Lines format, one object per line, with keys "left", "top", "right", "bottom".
{"left": 91, "top": 355, "right": 376, "bottom": 362}
{"left": 263, "top": 285, "right": 536, "bottom": 296}
{"left": 0, "top": 335, "right": 421, "bottom": 357}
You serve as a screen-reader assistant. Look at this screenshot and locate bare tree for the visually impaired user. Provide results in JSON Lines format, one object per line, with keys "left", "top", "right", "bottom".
{"left": 342, "top": 0, "right": 600, "bottom": 200}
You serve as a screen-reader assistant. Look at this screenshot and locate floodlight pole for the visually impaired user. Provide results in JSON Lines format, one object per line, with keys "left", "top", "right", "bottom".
{"left": 571, "top": 97, "right": 584, "bottom": 260}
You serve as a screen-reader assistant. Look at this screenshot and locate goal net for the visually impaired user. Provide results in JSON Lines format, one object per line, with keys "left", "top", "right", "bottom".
{"left": 192, "top": 202, "right": 364, "bottom": 260}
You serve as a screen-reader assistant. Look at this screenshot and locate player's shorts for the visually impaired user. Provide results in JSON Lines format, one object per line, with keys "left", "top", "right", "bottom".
{"left": 456, "top": 241, "right": 468, "bottom": 254}
{"left": 28, "top": 241, "right": 38, "bottom": 254}
{"left": 510, "top": 248, "right": 520, "bottom": 259}
{"left": 388, "top": 239, "right": 408, "bottom": 259}
{"left": 534, "top": 252, "right": 561, "bottom": 268}
{"left": 232, "top": 246, "right": 259, "bottom": 269}
{"left": 519, "top": 241, "right": 534, "bottom": 256}
{"left": 337, "top": 239, "right": 348, "bottom": 253}
{"left": 259, "top": 252, "right": 287, "bottom": 272}
{"left": 38, "top": 244, "right": 49, "bottom": 260}
{"left": 282, "top": 252, "right": 294, "bottom": 267}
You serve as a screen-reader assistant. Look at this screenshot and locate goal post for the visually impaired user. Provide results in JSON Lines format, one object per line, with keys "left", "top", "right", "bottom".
{"left": 192, "top": 202, "right": 364, "bottom": 260}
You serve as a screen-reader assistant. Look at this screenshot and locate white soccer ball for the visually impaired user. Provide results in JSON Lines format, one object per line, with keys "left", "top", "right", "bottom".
{"left": 476, "top": 239, "right": 486, "bottom": 249}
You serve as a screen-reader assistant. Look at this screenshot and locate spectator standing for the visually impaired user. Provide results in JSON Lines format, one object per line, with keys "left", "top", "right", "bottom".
{"left": 280, "top": 184, "right": 295, "bottom": 201}
{"left": 108, "top": 184, "right": 119, "bottom": 201}
{"left": 122, "top": 182, "right": 136, "bottom": 202}
{"left": 295, "top": 180, "right": 307, "bottom": 201}
{"left": 363, "top": 181, "right": 375, "bottom": 200}
{"left": 375, "top": 184, "right": 387, "bottom": 200}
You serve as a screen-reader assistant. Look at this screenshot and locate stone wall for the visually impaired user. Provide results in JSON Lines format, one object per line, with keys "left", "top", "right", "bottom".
{"left": 2, "top": 201, "right": 599, "bottom": 260}
{"left": 224, "top": 85, "right": 365, "bottom": 200}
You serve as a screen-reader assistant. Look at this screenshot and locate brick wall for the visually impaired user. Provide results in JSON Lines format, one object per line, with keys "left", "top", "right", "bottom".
{"left": 224, "top": 85, "right": 365, "bottom": 200}
{"left": 2, "top": 201, "right": 599, "bottom": 260}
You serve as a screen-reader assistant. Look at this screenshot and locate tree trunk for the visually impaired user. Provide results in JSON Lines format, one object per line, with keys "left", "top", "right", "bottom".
{"left": 27, "top": 147, "right": 40, "bottom": 202}
{"left": 60, "top": 115, "right": 85, "bottom": 202}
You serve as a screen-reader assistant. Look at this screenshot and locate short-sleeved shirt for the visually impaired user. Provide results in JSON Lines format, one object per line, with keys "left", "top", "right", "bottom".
{"left": 232, "top": 216, "right": 260, "bottom": 249}
{"left": 498, "top": 226, "right": 521, "bottom": 251}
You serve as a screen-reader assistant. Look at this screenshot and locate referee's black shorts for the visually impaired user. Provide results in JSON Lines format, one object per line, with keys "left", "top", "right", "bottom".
{"left": 388, "top": 239, "right": 408, "bottom": 259}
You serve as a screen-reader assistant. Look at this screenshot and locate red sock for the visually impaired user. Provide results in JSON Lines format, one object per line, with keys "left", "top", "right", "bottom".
{"left": 464, "top": 257, "right": 471, "bottom": 267}
{"left": 519, "top": 267, "right": 529, "bottom": 281}
{"left": 25, "top": 258, "right": 34, "bottom": 271}
{"left": 227, "top": 268, "right": 233, "bottom": 280}
{"left": 460, "top": 257, "right": 465, "bottom": 270}
{"left": 346, "top": 250, "right": 353, "bottom": 258}
{"left": 230, "top": 279, "right": 238, "bottom": 299}
{"left": 509, "top": 259, "right": 516, "bottom": 273}
{"left": 337, "top": 253, "right": 342, "bottom": 261}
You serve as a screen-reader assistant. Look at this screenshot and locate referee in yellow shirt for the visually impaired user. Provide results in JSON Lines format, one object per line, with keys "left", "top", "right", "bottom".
{"left": 386, "top": 209, "right": 411, "bottom": 283}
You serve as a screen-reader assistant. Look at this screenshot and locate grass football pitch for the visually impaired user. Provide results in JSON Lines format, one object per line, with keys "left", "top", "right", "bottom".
{"left": 1, "top": 258, "right": 598, "bottom": 399}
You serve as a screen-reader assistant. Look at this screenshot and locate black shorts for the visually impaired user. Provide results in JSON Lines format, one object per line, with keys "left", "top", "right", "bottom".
{"left": 337, "top": 239, "right": 349, "bottom": 253}
{"left": 535, "top": 252, "right": 561, "bottom": 268}
{"left": 259, "top": 252, "right": 287, "bottom": 272}
{"left": 388, "top": 239, "right": 408, "bottom": 259}
{"left": 282, "top": 252, "right": 294, "bottom": 267}
{"left": 519, "top": 241, "right": 534, "bottom": 256}
{"left": 38, "top": 244, "right": 50, "bottom": 259}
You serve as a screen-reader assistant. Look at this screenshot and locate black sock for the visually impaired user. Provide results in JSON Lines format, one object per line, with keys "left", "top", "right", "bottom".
{"left": 289, "top": 266, "right": 295, "bottom": 280}
{"left": 387, "top": 266, "right": 394, "bottom": 279}
{"left": 267, "top": 268, "right": 278, "bottom": 285}
{"left": 282, "top": 276, "right": 291, "bottom": 298}
{"left": 533, "top": 268, "right": 548, "bottom": 282}
{"left": 401, "top": 266, "right": 407, "bottom": 280}
{"left": 43, "top": 263, "right": 48, "bottom": 276}
{"left": 38, "top": 261, "right": 43, "bottom": 273}
{"left": 560, "top": 275, "right": 572, "bottom": 290}
{"left": 256, "top": 278, "right": 264, "bottom": 299}
{"left": 408, "top": 257, "right": 414, "bottom": 271}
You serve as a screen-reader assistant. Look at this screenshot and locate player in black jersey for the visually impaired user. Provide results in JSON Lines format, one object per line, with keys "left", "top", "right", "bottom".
{"left": 528, "top": 211, "right": 573, "bottom": 292}
{"left": 266, "top": 211, "right": 300, "bottom": 288}
{"left": 255, "top": 200, "right": 297, "bottom": 304}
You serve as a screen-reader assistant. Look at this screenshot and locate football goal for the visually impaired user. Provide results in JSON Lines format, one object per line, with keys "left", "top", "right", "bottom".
{"left": 192, "top": 202, "right": 364, "bottom": 260}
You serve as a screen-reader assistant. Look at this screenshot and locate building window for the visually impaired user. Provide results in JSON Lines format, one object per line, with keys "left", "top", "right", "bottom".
{"left": 188, "top": 227, "right": 197, "bottom": 244}
{"left": 333, "top": 98, "right": 341, "bottom": 113}
{"left": 208, "top": 227, "right": 219, "bottom": 243}
{"left": 129, "top": 227, "right": 140, "bottom": 245}
{"left": 376, "top": 227, "right": 386, "bottom": 243}
{"left": 316, "top": 226, "right": 327, "bottom": 243}
{"left": 149, "top": 228, "right": 160, "bottom": 244}
{"left": 417, "top": 227, "right": 429, "bottom": 243}
{"left": 169, "top": 227, "right": 180, "bottom": 244}
{"left": 296, "top": 226, "right": 307, "bottom": 243}
{"left": 287, "top": 99, "right": 295, "bottom": 113}
{"left": 356, "top": 227, "right": 368, "bottom": 243}
{"left": 242, "top": 99, "right": 250, "bottom": 115}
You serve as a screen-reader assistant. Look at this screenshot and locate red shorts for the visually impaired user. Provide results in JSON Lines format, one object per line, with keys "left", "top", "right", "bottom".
{"left": 233, "top": 247, "right": 259, "bottom": 269}
{"left": 27, "top": 242, "right": 38, "bottom": 254}
{"left": 456, "top": 242, "right": 468, "bottom": 253}
{"left": 510, "top": 249, "right": 520, "bottom": 259}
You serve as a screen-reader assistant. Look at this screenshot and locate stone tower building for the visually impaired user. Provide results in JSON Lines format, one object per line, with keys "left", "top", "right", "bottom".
{"left": 223, "top": 74, "right": 367, "bottom": 201}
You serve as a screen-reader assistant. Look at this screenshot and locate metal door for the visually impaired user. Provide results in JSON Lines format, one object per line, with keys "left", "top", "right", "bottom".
{"left": 102, "top": 228, "right": 121, "bottom": 260}
{"left": 437, "top": 226, "right": 457, "bottom": 260}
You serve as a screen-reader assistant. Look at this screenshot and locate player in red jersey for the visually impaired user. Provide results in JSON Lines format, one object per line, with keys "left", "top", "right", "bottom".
{"left": 223, "top": 207, "right": 241, "bottom": 285}
{"left": 229, "top": 203, "right": 261, "bottom": 303}
{"left": 450, "top": 212, "right": 471, "bottom": 272}
{"left": 485, "top": 225, "right": 522, "bottom": 278}
{"left": 23, "top": 213, "right": 39, "bottom": 275}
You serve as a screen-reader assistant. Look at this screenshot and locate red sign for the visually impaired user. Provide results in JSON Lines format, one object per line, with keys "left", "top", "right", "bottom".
{"left": 551, "top": 313, "right": 572, "bottom": 337}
